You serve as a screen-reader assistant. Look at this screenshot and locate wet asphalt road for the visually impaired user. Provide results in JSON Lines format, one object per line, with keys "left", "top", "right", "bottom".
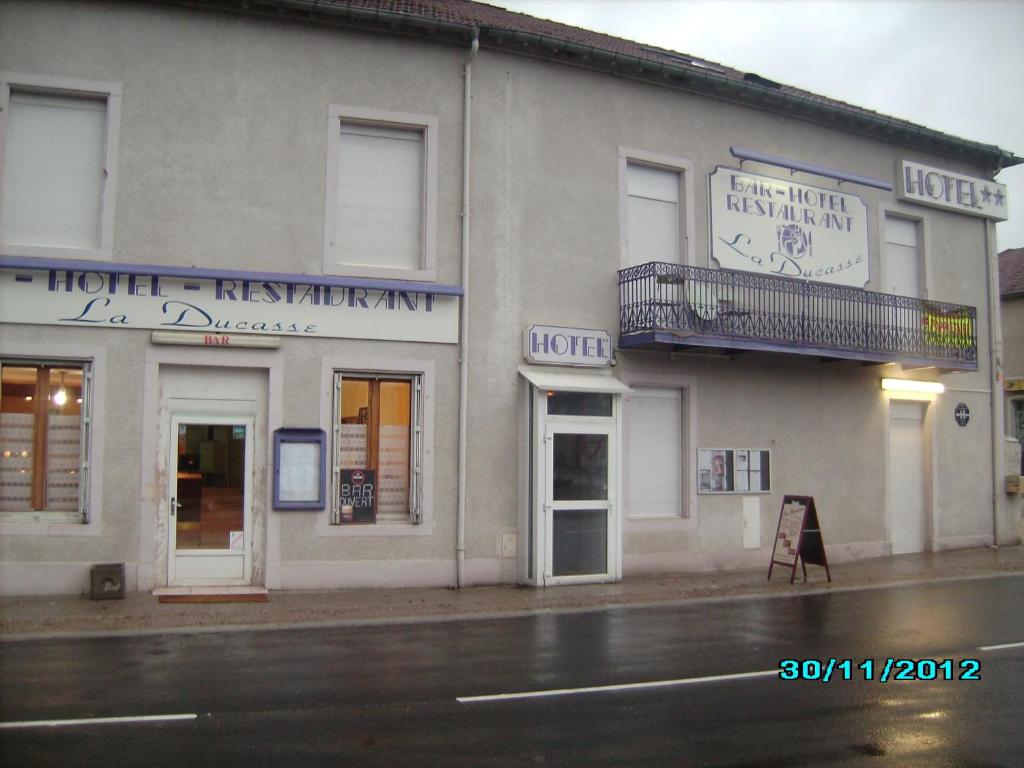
{"left": 1, "top": 575, "right": 1022, "bottom": 767}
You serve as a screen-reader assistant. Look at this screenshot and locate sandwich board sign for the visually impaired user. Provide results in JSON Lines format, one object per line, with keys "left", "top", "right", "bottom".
{"left": 768, "top": 495, "right": 831, "bottom": 583}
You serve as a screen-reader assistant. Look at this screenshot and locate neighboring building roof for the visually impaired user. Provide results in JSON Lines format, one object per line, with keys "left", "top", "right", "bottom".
{"left": 1000, "top": 248, "right": 1024, "bottom": 298}
{"left": 156, "top": 0, "right": 1021, "bottom": 172}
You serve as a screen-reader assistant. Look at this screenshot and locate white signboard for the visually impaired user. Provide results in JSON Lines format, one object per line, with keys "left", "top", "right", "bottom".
{"left": 709, "top": 167, "right": 869, "bottom": 287}
{"left": 897, "top": 161, "right": 1008, "bottom": 221}
{"left": 523, "top": 325, "right": 611, "bottom": 367}
{"left": 278, "top": 442, "right": 321, "bottom": 503}
{"left": 0, "top": 268, "right": 458, "bottom": 343}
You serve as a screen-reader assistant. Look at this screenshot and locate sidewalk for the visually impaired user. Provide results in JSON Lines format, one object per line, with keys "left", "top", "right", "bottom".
{"left": 2, "top": 546, "right": 1023, "bottom": 641}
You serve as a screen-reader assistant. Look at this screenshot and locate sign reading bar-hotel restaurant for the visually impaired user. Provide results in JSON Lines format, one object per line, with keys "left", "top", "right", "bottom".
{"left": 0, "top": 267, "right": 458, "bottom": 344}
{"left": 709, "top": 167, "right": 869, "bottom": 287}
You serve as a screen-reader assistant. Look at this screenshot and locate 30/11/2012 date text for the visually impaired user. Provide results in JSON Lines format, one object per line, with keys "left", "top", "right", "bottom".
{"left": 779, "top": 658, "right": 980, "bottom": 682}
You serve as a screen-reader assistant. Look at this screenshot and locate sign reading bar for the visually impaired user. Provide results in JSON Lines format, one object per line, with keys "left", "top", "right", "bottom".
{"left": 768, "top": 495, "right": 831, "bottom": 583}
{"left": 898, "top": 161, "right": 1008, "bottom": 221}
{"left": 709, "top": 166, "right": 869, "bottom": 287}
{"left": 340, "top": 469, "right": 376, "bottom": 524}
{"left": 0, "top": 268, "right": 458, "bottom": 344}
{"left": 524, "top": 325, "right": 611, "bottom": 367}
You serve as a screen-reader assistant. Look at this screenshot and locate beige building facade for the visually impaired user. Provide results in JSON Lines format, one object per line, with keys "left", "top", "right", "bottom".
{"left": 0, "top": 0, "right": 1019, "bottom": 595}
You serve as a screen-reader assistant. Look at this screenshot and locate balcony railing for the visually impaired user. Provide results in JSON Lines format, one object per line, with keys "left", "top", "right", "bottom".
{"left": 618, "top": 262, "right": 978, "bottom": 370}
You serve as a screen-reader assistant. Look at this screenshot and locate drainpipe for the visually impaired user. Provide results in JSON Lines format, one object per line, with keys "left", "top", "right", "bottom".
{"left": 456, "top": 29, "right": 479, "bottom": 588}
{"left": 984, "top": 219, "right": 1005, "bottom": 546}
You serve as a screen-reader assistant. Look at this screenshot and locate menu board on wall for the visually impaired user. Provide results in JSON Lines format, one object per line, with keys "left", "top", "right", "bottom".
{"left": 698, "top": 449, "right": 770, "bottom": 494}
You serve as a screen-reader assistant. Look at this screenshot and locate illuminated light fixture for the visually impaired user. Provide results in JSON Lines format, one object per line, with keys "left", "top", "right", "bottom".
{"left": 77, "top": 398, "right": 83, "bottom": 404}
{"left": 881, "top": 378, "right": 944, "bottom": 395}
{"left": 52, "top": 371, "right": 68, "bottom": 407}
{"left": 24, "top": 396, "right": 32, "bottom": 401}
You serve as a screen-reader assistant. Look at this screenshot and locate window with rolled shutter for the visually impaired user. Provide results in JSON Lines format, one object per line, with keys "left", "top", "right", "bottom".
{"left": 334, "top": 123, "right": 424, "bottom": 272}
{"left": 2, "top": 91, "right": 107, "bottom": 249}
{"left": 626, "top": 163, "right": 680, "bottom": 267}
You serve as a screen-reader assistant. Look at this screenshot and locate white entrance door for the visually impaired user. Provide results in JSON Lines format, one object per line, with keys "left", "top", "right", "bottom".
{"left": 168, "top": 414, "right": 254, "bottom": 585}
{"left": 544, "top": 422, "right": 616, "bottom": 584}
{"left": 887, "top": 401, "right": 926, "bottom": 554}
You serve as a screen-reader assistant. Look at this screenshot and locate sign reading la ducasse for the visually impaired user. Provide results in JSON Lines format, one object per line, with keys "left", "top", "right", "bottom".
{"left": 0, "top": 267, "right": 459, "bottom": 343}
{"left": 709, "top": 167, "right": 869, "bottom": 287}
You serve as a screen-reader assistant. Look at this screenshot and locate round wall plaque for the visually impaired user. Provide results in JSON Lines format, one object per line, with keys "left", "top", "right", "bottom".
{"left": 954, "top": 403, "right": 970, "bottom": 427}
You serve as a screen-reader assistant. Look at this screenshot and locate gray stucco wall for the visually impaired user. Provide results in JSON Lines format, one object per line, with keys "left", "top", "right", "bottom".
{"left": 0, "top": 0, "right": 1008, "bottom": 593}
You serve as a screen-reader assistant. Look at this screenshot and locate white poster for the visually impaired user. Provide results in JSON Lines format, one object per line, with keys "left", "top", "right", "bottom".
{"left": 279, "top": 442, "right": 320, "bottom": 502}
{"left": 709, "top": 167, "right": 869, "bottom": 287}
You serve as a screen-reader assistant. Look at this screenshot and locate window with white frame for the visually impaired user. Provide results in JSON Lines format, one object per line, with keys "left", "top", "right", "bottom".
{"left": 625, "top": 162, "right": 682, "bottom": 267}
{"left": 625, "top": 387, "right": 686, "bottom": 518}
{"left": 331, "top": 372, "right": 422, "bottom": 525}
{"left": 0, "top": 360, "right": 92, "bottom": 522}
{"left": 0, "top": 73, "right": 121, "bottom": 257}
{"left": 324, "top": 107, "right": 437, "bottom": 281}
{"left": 883, "top": 214, "right": 922, "bottom": 298}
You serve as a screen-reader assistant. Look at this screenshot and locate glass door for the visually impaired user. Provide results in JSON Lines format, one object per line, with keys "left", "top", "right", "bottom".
{"left": 544, "top": 422, "right": 615, "bottom": 582}
{"left": 168, "top": 415, "right": 254, "bottom": 586}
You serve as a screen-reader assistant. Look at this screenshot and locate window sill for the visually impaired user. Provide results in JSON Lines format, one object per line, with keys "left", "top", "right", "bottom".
{"left": 0, "top": 515, "right": 96, "bottom": 536}
{"left": 624, "top": 515, "right": 696, "bottom": 532}
{"left": 323, "top": 263, "right": 437, "bottom": 284}
{"left": 315, "top": 518, "right": 433, "bottom": 537}
{"left": 0, "top": 242, "right": 112, "bottom": 261}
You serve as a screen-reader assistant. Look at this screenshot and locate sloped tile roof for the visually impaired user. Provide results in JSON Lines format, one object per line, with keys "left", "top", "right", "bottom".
{"left": 1000, "top": 248, "right": 1024, "bottom": 298}
{"left": 157, "top": 0, "right": 1020, "bottom": 168}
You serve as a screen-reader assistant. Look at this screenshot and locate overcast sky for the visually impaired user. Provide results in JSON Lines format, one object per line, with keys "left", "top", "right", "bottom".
{"left": 495, "top": 0, "right": 1024, "bottom": 251}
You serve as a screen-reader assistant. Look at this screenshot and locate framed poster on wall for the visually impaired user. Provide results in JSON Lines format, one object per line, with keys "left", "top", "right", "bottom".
{"left": 273, "top": 428, "right": 327, "bottom": 510}
{"left": 698, "top": 448, "right": 771, "bottom": 494}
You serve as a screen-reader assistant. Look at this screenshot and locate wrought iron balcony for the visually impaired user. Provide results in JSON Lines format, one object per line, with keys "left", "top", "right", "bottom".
{"left": 618, "top": 262, "right": 978, "bottom": 370}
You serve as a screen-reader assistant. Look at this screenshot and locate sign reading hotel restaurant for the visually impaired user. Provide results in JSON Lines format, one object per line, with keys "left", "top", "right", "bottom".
{"left": 709, "top": 167, "right": 869, "bottom": 287}
{"left": 524, "top": 325, "right": 611, "bottom": 367}
{"left": 0, "top": 268, "right": 458, "bottom": 344}
{"left": 897, "top": 161, "right": 1008, "bottom": 221}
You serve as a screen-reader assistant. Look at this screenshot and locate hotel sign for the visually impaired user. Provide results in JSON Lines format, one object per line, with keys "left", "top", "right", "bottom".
{"left": 897, "top": 161, "right": 1007, "bottom": 221}
{"left": 709, "top": 167, "right": 869, "bottom": 287}
{"left": 0, "top": 268, "right": 458, "bottom": 344}
{"left": 524, "top": 325, "right": 611, "bottom": 367}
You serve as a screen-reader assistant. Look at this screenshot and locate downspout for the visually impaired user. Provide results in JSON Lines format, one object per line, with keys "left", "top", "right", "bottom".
{"left": 457, "top": 29, "right": 479, "bottom": 588}
{"left": 984, "top": 219, "right": 1005, "bottom": 545}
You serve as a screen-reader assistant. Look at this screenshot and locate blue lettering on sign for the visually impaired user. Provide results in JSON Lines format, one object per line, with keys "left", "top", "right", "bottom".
{"left": 530, "top": 329, "right": 609, "bottom": 363}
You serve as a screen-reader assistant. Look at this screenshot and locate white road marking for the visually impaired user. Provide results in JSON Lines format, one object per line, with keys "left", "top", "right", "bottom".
{"left": 457, "top": 669, "right": 779, "bottom": 703}
{"left": 978, "top": 641, "right": 1024, "bottom": 652}
{"left": 0, "top": 713, "right": 199, "bottom": 729}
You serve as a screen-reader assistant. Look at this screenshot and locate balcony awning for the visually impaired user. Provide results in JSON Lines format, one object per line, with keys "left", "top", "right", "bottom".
{"left": 518, "top": 365, "right": 632, "bottom": 394}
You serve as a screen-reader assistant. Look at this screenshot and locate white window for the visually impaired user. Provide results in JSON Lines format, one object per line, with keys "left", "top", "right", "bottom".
{"left": 625, "top": 387, "right": 685, "bottom": 518}
{"left": 0, "top": 360, "right": 93, "bottom": 523}
{"left": 324, "top": 106, "right": 437, "bottom": 281}
{"left": 883, "top": 213, "right": 922, "bottom": 298}
{"left": 0, "top": 73, "right": 121, "bottom": 259}
{"left": 331, "top": 372, "right": 422, "bottom": 525}
{"left": 627, "top": 164, "right": 679, "bottom": 266}
{"left": 619, "top": 148, "right": 694, "bottom": 269}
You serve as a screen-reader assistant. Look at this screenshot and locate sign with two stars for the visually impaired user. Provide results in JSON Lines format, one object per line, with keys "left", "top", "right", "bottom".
{"left": 898, "top": 161, "right": 1008, "bottom": 221}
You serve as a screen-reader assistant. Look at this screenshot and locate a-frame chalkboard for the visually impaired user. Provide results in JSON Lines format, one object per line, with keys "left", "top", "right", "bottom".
{"left": 768, "top": 495, "right": 831, "bottom": 584}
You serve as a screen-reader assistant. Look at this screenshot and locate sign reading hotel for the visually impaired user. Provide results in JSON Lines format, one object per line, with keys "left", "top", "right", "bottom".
{"left": 709, "top": 167, "right": 869, "bottom": 287}
{"left": 0, "top": 268, "right": 458, "bottom": 344}
{"left": 524, "top": 325, "right": 611, "bottom": 367}
{"left": 897, "top": 161, "right": 1008, "bottom": 221}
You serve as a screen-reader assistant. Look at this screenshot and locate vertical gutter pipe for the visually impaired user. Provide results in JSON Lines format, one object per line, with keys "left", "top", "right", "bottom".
{"left": 985, "top": 220, "right": 1005, "bottom": 545}
{"left": 457, "top": 30, "right": 479, "bottom": 588}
